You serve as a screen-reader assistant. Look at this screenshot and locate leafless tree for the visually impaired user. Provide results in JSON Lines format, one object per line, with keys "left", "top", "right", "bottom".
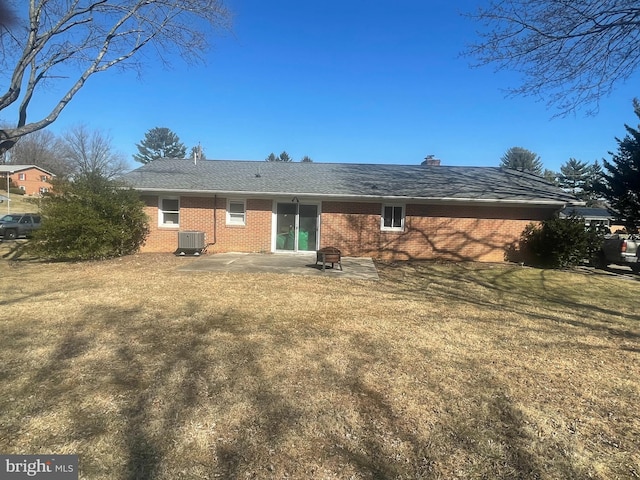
{"left": 0, "top": 0, "right": 231, "bottom": 154}
{"left": 6, "top": 127, "right": 72, "bottom": 176}
{"left": 62, "top": 124, "right": 128, "bottom": 179}
{"left": 466, "top": 1, "right": 640, "bottom": 116}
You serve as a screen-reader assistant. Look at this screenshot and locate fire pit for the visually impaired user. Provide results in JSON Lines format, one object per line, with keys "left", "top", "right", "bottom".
{"left": 316, "top": 246, "right": 342, "bottom": 271}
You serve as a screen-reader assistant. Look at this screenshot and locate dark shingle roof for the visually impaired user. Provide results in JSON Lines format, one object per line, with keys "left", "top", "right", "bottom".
{"left": 121, "top": 159, "right": 578, "bottom": 206}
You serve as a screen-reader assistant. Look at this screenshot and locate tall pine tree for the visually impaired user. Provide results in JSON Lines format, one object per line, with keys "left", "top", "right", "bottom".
{"left": 133, "top": 127, "right": 186, "bottom": 164}
{"left": 559, "top": 158, "right": 590, "bottom": 196}
{"left": 595, "top": 99, "right": 640, "bottom": 232}
{"left": 500, "top": 147, "right": 543, "bottom": 175}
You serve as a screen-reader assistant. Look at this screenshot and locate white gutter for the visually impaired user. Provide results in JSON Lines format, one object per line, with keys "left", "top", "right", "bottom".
{"left": 133, "top": 187, "right": 576, "bottom": 207}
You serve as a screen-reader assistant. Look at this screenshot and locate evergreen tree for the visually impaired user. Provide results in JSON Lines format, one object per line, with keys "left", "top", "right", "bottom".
{"left": 595, "top": 99, "right": 640, "bottom": 232}
{"left": 515, "top": 213, "right": 604, "bottom": 268}
{"left": 500, "top": 147, "right": 543, "bottom": 175}
{"left": 29, "top": 174, "right": 149, "bottom": 260}
{"left": 558, "top": 158, "right": 604, "bottom": 206}
{"left": 300, "top": 155, "right": 313, "bottom": 163}
{"left": 558, "top": 158, "right": 590, "bottom": 197}
{"left": 133, "top": 127, "right": 186, "bottom": 164}
{"left": 584, "top": 160, "right": 605, "bottom": 207}
{"left": 278, "top": 151, "right": 292, "bottom": 162}
{"left": 543, "top": 169, "right": 558, "bottom": 185}
{"left": 265, "top": 151, "right": 293, "bottom": 162}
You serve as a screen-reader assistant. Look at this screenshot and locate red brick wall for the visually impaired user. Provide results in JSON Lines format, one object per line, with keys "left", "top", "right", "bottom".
{"left": 321, "top": 201, "right": 553, "bottom": 262}
{"left": 213, "top": 198, "right": 272, "bottom": 253}
{"left": 8, "top": 168, "right": 53, "bottom": 195}
{"left": 140, "top": 195, "right": 272, "bottom": 253}
{"left": 140, "top": 195, "right": 178, "bottom": 252}
{"left": 140, "top": 195, "right": 555, "bottom": 262}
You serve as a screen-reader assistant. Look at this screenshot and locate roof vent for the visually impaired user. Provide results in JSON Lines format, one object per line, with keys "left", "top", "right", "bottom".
{"left": 421, "top": 155, "right": 441, "bottom": 166}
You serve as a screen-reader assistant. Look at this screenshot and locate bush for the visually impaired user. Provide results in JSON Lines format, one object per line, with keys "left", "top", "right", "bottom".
{"left": 513, "top": 214, "right": 604, "bottom": 268}
{"left": 9, "top": 188, "right": 25, "bottom": 195}
{"left": 29, "top": 174, "right": 149, "bottom": 261}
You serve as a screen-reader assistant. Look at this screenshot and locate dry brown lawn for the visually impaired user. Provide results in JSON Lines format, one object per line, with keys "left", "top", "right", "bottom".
{"left": 0, "top": 194, "right": 41, "bottom": 214}
{"left": 0, "top": 252, "right": 638, "bottom": 479}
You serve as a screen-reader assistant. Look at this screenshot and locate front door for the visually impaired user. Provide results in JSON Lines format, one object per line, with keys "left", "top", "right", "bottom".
{"left": 275, "top": 203, "right": 318, "bottom": 252}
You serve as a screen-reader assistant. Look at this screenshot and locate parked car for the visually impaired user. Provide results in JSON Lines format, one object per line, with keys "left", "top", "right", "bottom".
{"left": 592, "top": 233, "right": 640, "bottom": 273}
{"left": 0, "top": 213, "right": 42, "bottom": 240}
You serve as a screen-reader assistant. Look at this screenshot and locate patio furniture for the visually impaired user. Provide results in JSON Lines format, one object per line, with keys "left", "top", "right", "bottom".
{"left": 316, "top": 246, "right": 342, "bottom": 271}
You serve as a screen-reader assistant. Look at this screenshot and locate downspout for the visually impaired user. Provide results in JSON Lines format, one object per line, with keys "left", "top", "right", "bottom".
{"left": 205, "top": 194, "right": 217, "bottom": 252}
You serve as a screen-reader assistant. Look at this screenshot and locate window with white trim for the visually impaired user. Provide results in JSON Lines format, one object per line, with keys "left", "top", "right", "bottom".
{"left": 159, "top": 197, "right": 179, "bottom": 226}
{"left": 39, "top": 187, "right": 49, "bottom": 194}
{"left": 381, "top": 204, "right": 404, "bottom": 231}
{"left": 41, "top": 175, "right": 48, "bottom": 182}
{"left": 18, "top": 173, "right": 26, "bottom": 180}
{"left": 226, "top": 199, "right": 246, "bottom": 225}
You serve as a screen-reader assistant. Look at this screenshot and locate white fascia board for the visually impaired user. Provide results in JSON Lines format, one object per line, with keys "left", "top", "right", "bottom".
{"left": 134, "top": 188, "right": 574, "bottom": 207}
{"left": 0, "top": 165, "right": 55, "bottom": 176}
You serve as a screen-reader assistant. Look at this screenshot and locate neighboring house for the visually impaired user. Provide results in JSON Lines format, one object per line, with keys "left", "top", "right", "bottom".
{"left": 559, "top": 206, "right": 625, "bottom": 233}
{"left": 121, "top": 159, "right": 580, "bottom": 262}
{"left": 0, "top": 165, "right": 54, "bottom": 195}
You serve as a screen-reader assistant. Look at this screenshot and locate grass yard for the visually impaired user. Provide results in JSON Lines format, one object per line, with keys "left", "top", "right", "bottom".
{"left": 0, "top": 193, "right": 41, "bottom": 214}
{"left": 0, "top": 254, "right": 638, "bottom": 479}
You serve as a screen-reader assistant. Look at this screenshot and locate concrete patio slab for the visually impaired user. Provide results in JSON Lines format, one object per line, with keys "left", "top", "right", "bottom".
{"left": 176, "top": 252, "right": 379, "bottom": 280}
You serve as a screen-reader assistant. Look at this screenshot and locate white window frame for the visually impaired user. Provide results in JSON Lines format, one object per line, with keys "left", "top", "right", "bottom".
{"left": 18, "top": 185, "right": 26, "bottom": 192}
{"left": 158, "top": 197, "right": 180, "bottom": 227}
{"left": 39, "top": 187, "right": 49, "bottom": 194}
{"left": 226, "top": 198, "right": 246, "bottom": 226}
{"left": 18, "top": 173, "right": 26, "bottom": 180}
{"left": 381, "top": 204, "right": 405, "bottom": 232}
{"left": 40, "top": 175, "right": 48, "bottom": 182}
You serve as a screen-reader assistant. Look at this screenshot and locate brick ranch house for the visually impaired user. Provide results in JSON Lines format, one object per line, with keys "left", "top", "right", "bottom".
{"left": 0, "top": 164, "right": 54, "bottom": 195}
{"left": 121, "top": 159, "right": 579, "bottom": 262}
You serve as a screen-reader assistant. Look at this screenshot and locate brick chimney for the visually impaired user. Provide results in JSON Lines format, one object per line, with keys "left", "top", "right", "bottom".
{"left": 421, "top": 155, "right": 441, "bottom": 166}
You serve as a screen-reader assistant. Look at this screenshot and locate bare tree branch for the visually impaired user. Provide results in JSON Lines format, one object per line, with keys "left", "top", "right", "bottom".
{"left": 465, "top": 0, "right": 640, "bottom": 116}
{"left": 5, "top": 127, "right": 72, "bottom": 176}
{"left": 62, "top": 123, "right": 128, "bottom": 179}
{"left": 0, "top": 0, "right": 231, "bottom": 153}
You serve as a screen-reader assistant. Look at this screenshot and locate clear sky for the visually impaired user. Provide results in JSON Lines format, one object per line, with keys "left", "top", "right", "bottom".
{"left": 16, "top": 0, "right": 640, "bottom": 173}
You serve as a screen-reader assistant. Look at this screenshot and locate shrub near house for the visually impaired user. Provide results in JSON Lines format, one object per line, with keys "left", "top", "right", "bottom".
{"left": 514, "top": 214, "right": 605, "bottom": 268}
{"left": 29, "top": 175, "right": 149, "bottom": 260}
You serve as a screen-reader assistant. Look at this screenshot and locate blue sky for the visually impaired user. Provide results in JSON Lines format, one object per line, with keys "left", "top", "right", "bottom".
{"left": 14, "top": 0, "right": 640, "bottom": 172}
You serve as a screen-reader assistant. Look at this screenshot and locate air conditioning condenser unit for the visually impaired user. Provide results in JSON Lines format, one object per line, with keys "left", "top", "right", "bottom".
{"left": 176, "top": 231, "right": 205, "bottom": 255}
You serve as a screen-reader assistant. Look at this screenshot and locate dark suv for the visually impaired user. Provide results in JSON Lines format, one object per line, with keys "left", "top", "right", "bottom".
{"left": 0, "top": 213, "right": 42, "bottom": 239}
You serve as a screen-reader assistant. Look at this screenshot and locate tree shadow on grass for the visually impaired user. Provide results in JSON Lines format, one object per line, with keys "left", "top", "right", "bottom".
{"left": 75, "top": 303, "right": 304, "bottom": 479}
{"left": 377, "top": 261, "right": 640, "bottom": 339}
{"left": 1, "top": 293, "right": 628, "bottom": 479}
{"left": 0, "top": 239, "right": 32, "bottom": 260}
{"left": 298, "top": 332, "right": 591, "bottom": 479}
